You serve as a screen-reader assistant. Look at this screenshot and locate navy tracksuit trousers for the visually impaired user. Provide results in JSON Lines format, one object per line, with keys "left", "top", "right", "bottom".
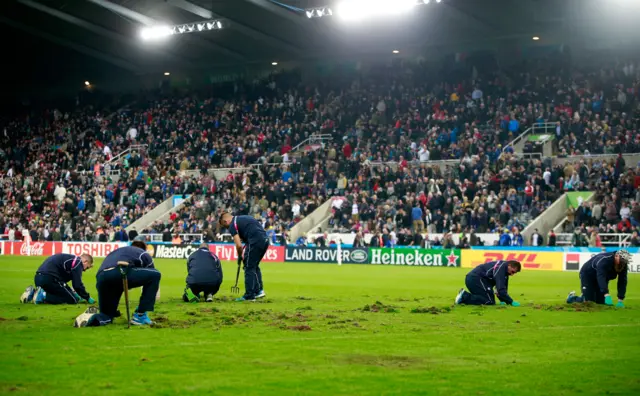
{"left": 573, "top": 271, "right": 606, "bottom": 304}
{"left": 96, "top": 267, "right": 161, "bottom": 317}
{"left": 34, "top": 273, "right": 79, "bottom": 304}
{"left": 243, "top": 240, "right": 268, "bottom": 299}
{"left": 462, "top": 274, "right": 496, "bottom": 305}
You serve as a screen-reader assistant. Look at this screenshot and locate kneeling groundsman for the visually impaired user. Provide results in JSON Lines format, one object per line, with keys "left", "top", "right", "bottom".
{"left": 21, "top": 253, "right": 94, "bottom": 305}
{"left": 96, "top": 240, "right": 161, "bottom": 326}
{"left": 455, "top": 260, "right": 522, "bottom": 306}
{"left": 567, "top": 250, "right": 629, "bottom": 307}
{"left": 184, "top": 243, "right": 223, "bottom": 302}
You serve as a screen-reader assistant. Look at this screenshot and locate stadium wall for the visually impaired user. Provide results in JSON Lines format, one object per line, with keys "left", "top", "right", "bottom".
{"left": 2, "top": 242, "right": 639, "bottom": 274}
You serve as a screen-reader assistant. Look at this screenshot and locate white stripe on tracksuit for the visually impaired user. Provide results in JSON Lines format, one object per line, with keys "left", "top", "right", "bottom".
{"left": 60, "top": 281, "right": 78, "bottom": 303}
{"left": 244, "top": 243, "right": 261, "bottom": 291}
{"left": 478, "top": 278, "right": 493, "bottom": 305}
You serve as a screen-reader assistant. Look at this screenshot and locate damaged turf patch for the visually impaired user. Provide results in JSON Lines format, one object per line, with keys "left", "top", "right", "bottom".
{"left": 411, "top": 306, "right": 451, "bottom": 314}
{"left": 340, "top": 354, "right": 423, "bottom": 368}
{"left": 285, "top": 325, "right": 312, "bottom": 331}
{"left": 360, "top": 301, "right": 399, "bottom": 313}
{"left": 534, "top": 302, "right": 603, "bottom": 312}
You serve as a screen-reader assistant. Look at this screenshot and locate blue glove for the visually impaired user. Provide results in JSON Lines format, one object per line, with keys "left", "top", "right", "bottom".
{"left": 604, "top": 296, "right": 613, "bottom": 306}
{"left": 511, "top": 301, "right": 521, "bottom": 307}
{"left": 616, "top": 301, "right": 624, "bottom": 308}
{"left": 87, "top": 297, "right": 96, "bottom": 304}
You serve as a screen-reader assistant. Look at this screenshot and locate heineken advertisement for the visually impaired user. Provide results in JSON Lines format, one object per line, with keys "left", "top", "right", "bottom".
{"left": 369, "top": 248, "right": 461, "bottom": 267}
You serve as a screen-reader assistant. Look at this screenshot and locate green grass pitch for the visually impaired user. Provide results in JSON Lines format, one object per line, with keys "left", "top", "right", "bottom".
{"left": 1, "top": 256, "right": 639, "bottom": 395}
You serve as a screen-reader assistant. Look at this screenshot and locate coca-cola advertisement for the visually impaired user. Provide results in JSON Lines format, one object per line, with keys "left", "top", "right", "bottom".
{"left": 209, "top": 244, "right": 284, "bottom": 262}
{"left": 9, "top": 241, "right": 56, "bottom": 256}
{"left": 61, "top": 242, "right": 126, "bottom": 258}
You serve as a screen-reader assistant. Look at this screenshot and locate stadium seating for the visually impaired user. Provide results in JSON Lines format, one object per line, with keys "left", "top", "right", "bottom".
{"left": 1, "top": 58, "right": 639, "bottom": 246}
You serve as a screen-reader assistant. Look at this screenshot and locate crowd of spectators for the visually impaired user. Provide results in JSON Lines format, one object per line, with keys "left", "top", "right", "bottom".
{"left": 1, "top": 53, "right": 639, "bottom": 246}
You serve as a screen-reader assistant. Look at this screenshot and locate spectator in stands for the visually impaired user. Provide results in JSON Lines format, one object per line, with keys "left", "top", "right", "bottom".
{"left": 589, "top": 228, "right": 602, "bottom": 247}
{"left": 530, "top": 229, "right": 544, "bottom": 246}
{"left": 499, "top": 229, "right": 511, "bottom": 246}
{"left": 511, "top": 229, "right": 524, "bottom": 247}
{"left": 572, "top": 228, "right": 589, "bottom": 247}
{"left": 548, "top": 230, "right": 557, "bottom": 246}
{"left": 629, "top": 231, "right": 640, "bottom": 247}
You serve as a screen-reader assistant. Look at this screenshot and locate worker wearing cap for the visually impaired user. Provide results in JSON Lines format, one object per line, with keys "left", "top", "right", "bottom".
{"left": 567, "top": 250, "right": 630, "bottom": 307}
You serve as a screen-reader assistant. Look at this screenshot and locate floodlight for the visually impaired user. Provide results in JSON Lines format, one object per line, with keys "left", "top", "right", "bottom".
{"left": 272, "top": 62, "right": 278, "bottom": 66}
{"left": 306, "top": 1, "right": 438, "bottom": 19}
{"left": 532, "top": 36, "right": 540, "bottom": 40}
{"left": 336, "top": 0, "right": 417, "bottom": 22}
{"left": 392, "top": 50, "right": 400, "bottom": 54}
{"left": 140, "top": 25, "right": 173, "bottom": 41}
{"left": 84, "top": 81, "right": 90, "bottom": 86}
{"left": 164, "top": 72, "right": 170, "bottom": 76}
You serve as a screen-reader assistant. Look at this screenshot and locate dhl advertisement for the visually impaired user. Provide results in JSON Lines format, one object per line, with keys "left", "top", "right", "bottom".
{"left": 462, "top": 250, "right": 564, "bottom": 271}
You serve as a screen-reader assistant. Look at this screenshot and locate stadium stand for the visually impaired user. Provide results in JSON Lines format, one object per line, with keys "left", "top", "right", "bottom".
{"left": 1, "top": 56, "right": 639, "bottom": 246}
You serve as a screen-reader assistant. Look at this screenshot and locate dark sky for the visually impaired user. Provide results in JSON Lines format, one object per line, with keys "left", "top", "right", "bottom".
{"left": 0, "top": 23, "right": 132, "bottom": 104}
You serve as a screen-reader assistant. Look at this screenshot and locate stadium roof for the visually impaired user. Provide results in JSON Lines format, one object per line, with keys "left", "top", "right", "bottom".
{"left": 1, "top": 0, "right": 639, "bottom": 98}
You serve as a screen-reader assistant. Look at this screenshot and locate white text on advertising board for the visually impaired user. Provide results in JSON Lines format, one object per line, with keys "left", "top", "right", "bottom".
{"left": 63, "top": 243, "right": 122, "bottom": 257}
{"left": 210, "top": 244, "right": 280, "bottom": 261}
{"left": 372, "top": 249, "right": 445, "bottom": 266}
{"left": 155, "top": 245, "right": 199, "bottom": 259}
{"left": 285, "top": 248, "right": 367, "bottom": 263}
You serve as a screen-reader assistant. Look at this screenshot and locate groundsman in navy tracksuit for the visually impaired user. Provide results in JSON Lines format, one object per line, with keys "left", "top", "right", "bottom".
{"left": 567, "top": 250, "right": 629, "bottom": 307}
{"left": 219, "top": 213, "right": 269, "bottom": 301}
{"left": 183, "top": 243, "right": 223, "bottom": 303}
{"left": 22, "top": 253, "right": 95, "bottom": 304}
{"left": 96, "top": 240, "right": 161, "bottom": 326}
{"left": 455, "top": 260, "right": 522, "bottom": 306}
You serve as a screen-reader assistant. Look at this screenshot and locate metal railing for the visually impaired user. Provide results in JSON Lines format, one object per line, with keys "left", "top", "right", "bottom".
{"left": 107, "top": 144, "right": 148, "bottom": 165}
{"left": 511, "top": 152, "right": 543, "bottom": 160}
{"left": 555, "top": 233, "right": 631, "bottom": 247}
{"left": 291, "top": 133, "right": 333, "bottom": 153}
{"left": 179, "top": 167, "right": 252, "bottom": 179}
{"left": 217, "top": 232, "right": 284, "bottom": 244}
{"left": 138, "top": 233, "right": 203, "bottom": 243}
{"left": 502, "top": 122, "right": 557, "bottom": 157}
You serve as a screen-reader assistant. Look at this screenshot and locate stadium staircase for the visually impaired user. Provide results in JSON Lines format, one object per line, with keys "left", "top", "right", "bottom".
{"left": 125, "top": 194, "right": 194, "bottom": 233}
{"left": 289, "top": 197, "right": 334, "bottom": 242}
{"left": 179, "top": 167, "right": 251, "bottom": 180}
{"left": 521, "top": 192, "right": 594, "bottom": 243}
{"left": 289, "top": 133, "right": 333, "bottom": 158}
{"left": 502, "top": 122, "right": 556, "bottom": 158}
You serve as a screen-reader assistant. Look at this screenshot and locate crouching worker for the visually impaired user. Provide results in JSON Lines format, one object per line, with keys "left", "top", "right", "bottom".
{"left": 89, "top": 240, "right": 161, "bottom": 326}
{"left": 567, "top": 250, "right": 629, "bottom": 307}
{"left": 184, "top": 243, "right": 223, "bottom": 303}
{"left": 455, "top": 260, "right": 522, "bottom": 306}
{"left": 21, "top": 253, "right": 94, "bottom": 304}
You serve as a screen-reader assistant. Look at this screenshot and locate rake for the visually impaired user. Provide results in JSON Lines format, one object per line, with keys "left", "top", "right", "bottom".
{"left": 117, "top": 261, "right": 131, "bottom": 328}
{"left": 231, "top": 256, "right": 242, "bottom": 294}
